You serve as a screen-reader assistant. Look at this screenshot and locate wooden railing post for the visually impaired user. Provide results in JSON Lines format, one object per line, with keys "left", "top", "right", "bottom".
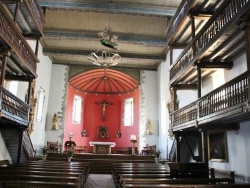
{"left": 201, "top": 131, "right": 209, "bottom": 169}
{"left": 0, "top": 49, "right": 11, "bottom": 86}
{"left": 241, "top": 21, "right": 250, "bottom": 100}
{"left": 17, "top": 127, "right": 24, "bottom": 164}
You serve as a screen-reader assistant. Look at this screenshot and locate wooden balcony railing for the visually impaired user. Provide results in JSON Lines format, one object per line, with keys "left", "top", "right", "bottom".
{"left": 170, "top": 0, "right": 250, "bottom": 83}
{"left": 0, "top": 4, "right": 39, "bottom": 76}
{"left": 165, "top": 0, "right": 195, "bottom": 44}
{"left": 0, "top": 86, "right": 30, "bottom": 126}
{"left": 171, "top": 71, "right": 250, "bottom": 128}
{"left": 25, "top": 0, "right": 45, "bottom": 34}
{"left": 173, "top": 101, "right": 197, "bottom": 127}
{"left": 23, "top": 130, "right": 36, "bottom": 159}
{"left": 199, "top": 71, "right": 249, "bottom": 118}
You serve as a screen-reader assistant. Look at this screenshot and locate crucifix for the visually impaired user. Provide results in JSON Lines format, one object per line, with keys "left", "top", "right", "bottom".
{"left": 96, "top": 100, "right": 113, "bottom": 121}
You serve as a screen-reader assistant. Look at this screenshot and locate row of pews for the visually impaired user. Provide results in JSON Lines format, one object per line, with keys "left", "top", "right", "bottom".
{"left": 0, "top": 160, "right": 89, "bottom": 187}
{"left": 112, "top": 162, "right": 250, "bottom": 188}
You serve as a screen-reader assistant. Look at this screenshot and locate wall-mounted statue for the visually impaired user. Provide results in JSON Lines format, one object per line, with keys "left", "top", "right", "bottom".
{"left": 52, "top": 113, "right": 58, "bottom": 130}
{"left": 146, "top": 119, "right": 153, "bottom": 134}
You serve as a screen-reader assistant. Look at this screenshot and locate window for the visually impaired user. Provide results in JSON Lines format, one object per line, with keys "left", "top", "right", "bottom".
{"left": 8, "top": 81, "right": 18, "bottom": 95}
{"left": 72, "top": 95, "right": 82, "bottom": 124}
{"left": 124, "top": 97, "right": 134, "bottom": 126}
{"left": 36, "top": 87, "right": 45, "bottom": 123}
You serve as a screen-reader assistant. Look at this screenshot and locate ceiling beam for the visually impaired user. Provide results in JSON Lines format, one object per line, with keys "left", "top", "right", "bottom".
{"left": 42, "top": 48, "right": 166, "bottom": 61}
{"left": 43, "top": 29, "right": 167, "bottom": 47}
{"left": 38, "top": 0, "right": 177, "bottom": 17}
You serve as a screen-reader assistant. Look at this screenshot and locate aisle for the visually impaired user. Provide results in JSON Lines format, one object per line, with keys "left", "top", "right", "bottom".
{"left": 84, "top": 174, "right": 115, "bottom": 188}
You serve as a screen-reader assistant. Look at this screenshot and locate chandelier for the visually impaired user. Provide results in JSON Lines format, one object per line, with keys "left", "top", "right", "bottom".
{"left": 88, "top": 51, "right": 122, "bottom": 67}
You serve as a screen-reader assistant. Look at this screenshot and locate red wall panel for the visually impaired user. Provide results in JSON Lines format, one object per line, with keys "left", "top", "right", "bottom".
{"left": 64, "top": 84, "right": 140, "bottom": 153}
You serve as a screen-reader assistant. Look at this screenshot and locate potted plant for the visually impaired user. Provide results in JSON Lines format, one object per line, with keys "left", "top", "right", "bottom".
{"left": 67, "top": 146, "right": 74, "bottom": 162}
{"left": 155, "top": 151, "right": 161, "bottom": 163}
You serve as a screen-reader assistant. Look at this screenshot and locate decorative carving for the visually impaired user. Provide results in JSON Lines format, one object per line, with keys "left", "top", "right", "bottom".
{"left": 167, "top": 89, "right": 175, "bottom": 139}
{"left": 146, "top": 119, "right": 153, "bottom": 134}
{"left": 52, "top": 113, "right": 58, "bottom": 130}
{"left": 81, "top": 130, "right": 87, "bottom": 137}
{"left": 28, "top": 81, "right": 37, "bottom": 134}
{"left": 97, "top": 125, "right": 109, "bottom": 138}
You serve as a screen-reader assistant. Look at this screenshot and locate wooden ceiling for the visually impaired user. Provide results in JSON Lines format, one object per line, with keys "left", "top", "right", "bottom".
{"left": 38, "top": 0, "right": 182, "bottom": 70}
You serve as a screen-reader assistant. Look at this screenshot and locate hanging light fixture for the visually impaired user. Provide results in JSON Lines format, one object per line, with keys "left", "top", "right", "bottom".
{"left": 88, "top": 51, "right": 122, "bottom": 67}
{"left": 88, "top": 2, "right": 121, "bottom": 67}
{"left": 98, "top": 2, "right": 118, "bottom": 50}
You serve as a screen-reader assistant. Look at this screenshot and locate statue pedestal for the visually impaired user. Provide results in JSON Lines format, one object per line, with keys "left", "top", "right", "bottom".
{"left": 130, "top": 140, "right": 137, "bottom": 155}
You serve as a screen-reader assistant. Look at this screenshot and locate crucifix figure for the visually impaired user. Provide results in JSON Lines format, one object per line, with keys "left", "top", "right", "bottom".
{"left": 96, "top": 100, "right": 113, "bottom": 121}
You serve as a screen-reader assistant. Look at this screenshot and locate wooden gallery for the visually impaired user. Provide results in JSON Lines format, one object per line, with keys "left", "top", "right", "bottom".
{"left": 0, "top": 0, "right": 250, "bottom": 187}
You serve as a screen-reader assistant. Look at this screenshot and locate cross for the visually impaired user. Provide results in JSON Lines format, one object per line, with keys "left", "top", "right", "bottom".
{"left": 96, "top": 100, "right": 113, "bottom": 121}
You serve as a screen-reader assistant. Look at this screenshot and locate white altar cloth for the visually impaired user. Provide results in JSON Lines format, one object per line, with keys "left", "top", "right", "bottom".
{"left": 89, "top": 141, "right": 116, "bottom": 154}
{"left": 89, "top": 141, "right": 116, "bottom": 147}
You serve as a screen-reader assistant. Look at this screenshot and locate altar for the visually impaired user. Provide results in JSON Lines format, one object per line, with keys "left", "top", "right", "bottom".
{"left": 89, "top": 141, "right": 116, "bottom": 154}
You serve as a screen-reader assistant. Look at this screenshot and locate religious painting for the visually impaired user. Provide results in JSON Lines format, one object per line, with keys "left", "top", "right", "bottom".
{"left": 97, "top": 125, "right": 109, "bottom": 138}
{"left": 208, "top": 131, "right": 228, "bottom": 162}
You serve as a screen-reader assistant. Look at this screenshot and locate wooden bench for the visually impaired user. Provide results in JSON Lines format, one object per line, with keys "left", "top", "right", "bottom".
{"left": 121, "top": 177, "right": 235, "bottom": 188}
{"left": 141, "top": 145, "right": 156, "bottom": 156}
{"left": 0, "top": 160, "right": 90, "bottom": 188}
{"left": 114, "top": 147, "right": 138, "bottom": 155}
{"left": 1, "top": 180, "right": 76, "bottom": 188}
{"left": 123, "top": 184, "right": 250, "bottom": 188}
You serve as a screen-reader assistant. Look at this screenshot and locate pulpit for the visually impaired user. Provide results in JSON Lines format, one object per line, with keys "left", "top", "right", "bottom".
{"left": 89, "top": 141, "right": 116, "bottom": 154}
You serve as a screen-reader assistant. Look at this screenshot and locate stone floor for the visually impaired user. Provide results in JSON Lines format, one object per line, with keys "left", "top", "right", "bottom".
{"left": 84, "top": 174, "right": 115, "bottom": 188}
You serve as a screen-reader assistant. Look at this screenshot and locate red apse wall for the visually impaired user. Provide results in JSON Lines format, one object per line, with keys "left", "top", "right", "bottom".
{"left": 64, "top": 84, "right": 139, "bottom": 153}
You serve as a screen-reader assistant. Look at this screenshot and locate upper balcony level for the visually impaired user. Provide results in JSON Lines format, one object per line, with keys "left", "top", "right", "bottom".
{"left": 166, "top": 0, "right": 250, "bottom": 86}
{"left": 171, "top": 71, "right": 250, "bottom": 132}
{"left": 0, "top": 0, "right": 44, "bottom": 78}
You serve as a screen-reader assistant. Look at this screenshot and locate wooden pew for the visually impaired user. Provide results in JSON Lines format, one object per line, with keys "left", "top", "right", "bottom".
{"left": 121, "top": 177, "right": 235, "bottom": 188}
{"left": 112, "top": 162, "right": 170, "bottom": 187}
{"left": 0, "top": 161, "right": 89, "bottom": 188}
{"left": 123, "top": 184, "right": 250, "bottom": 188}
{"left": 0, "top": 174, "right": 80, "bottom": 188}
{"left": 1, "top": 180, "right": 76, "bottom": 187}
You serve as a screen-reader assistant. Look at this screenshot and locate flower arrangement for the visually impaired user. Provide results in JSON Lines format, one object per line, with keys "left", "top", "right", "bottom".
{"left": 67, "top": 146, "right": 74, "bottom": 158}
{"left": 155, "top": 150, "right": 161, "bottom": 158}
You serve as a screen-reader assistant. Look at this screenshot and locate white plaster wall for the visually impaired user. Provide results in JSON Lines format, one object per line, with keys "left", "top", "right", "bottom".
{"left": 157, "top": 48, "right": 183, "bottom": 160}
{"left": 209, "top": 122, "right": 250, "bottom": 183}
{"left": 45, "top": 64, "right": 68, "bottom": 153}
{"left": 0, "top": 132, "right": 11, "bottom": 161}
{"left": 224, "top": 54, "right": 247, "bottom": 82}
{"left": 140, "top": 70, "right": 158, "bottom": 153}
{"left": 208, "top": 53, "right": 250, "bottom": 182}
{"left": 27, "top": 40, "right": 52, "bottom": 153}
{"left": 158, "top": 59, "right": 171, "bottom": 159}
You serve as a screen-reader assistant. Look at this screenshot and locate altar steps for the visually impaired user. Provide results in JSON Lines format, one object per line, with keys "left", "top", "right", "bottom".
{"left": 45, "top": 153, "right": 155, "bottom": 174}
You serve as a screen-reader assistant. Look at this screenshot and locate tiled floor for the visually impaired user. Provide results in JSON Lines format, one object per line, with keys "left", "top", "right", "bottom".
{"left": 84, "top": 174, "right": 115, "bottom": 188}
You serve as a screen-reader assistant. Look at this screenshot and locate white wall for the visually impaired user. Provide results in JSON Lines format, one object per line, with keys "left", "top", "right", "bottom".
{"left": 0, "top": 133, "right": 11, "bottom": 161}
{"left": 45, "top": 64, "right": 68, "bottom": 153}
{"left": 208, "top": 54, "right": 250, "bottom": 182}
{"left": 139, "top": 70, "right": 158, "bottom": 153}
{"left": 27, "top": 40, "right": 52, "bottom": 154}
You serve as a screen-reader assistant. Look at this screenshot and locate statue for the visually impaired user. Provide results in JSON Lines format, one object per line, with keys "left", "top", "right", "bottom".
{"left": 96, "top": 100, "right": 113, "bottom": 121}
{"left": 52, "top": 113, "right": 58, "bottom": 130}
{"left": 146, "top": 119, "right": 153, "bottom": 134}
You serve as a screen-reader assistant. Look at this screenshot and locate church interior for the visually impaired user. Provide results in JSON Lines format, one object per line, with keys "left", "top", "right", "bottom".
{"left": 0, "top": 0, "right": 250, "bottom": 187}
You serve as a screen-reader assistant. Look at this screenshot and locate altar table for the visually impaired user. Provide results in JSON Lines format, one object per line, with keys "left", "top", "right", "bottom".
{"left": 89, "top": 141, "right": 116, "bottom": 154}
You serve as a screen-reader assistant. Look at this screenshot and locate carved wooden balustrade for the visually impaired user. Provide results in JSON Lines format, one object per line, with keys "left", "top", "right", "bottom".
{"left": 166, "top": 0, "right": 194, "bottom": 44}
{"left": 0, "top": 4, "right": 39, "bottom": 76}
{"left": 23, "top": 130, "right": 36, "bottom": 159}
{"left": 172, "top": 101, "right": 197, "bottom": 129}
{"left": 171, "top": 71, "right": 250, "bottom": 131}
{"left": 0, "top": 86, "right": 30, "bottom": 126}
{"left": 169, "top": 0, "right": 250, "bottom": 84}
